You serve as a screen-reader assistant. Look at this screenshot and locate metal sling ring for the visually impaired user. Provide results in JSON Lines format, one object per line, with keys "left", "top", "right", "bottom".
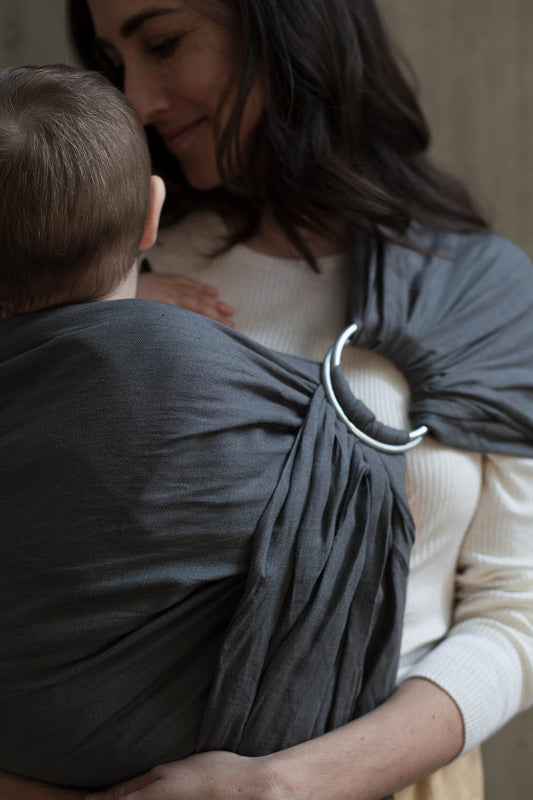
{"left": 322, "top": 323, "right": 428, "bottom": 454}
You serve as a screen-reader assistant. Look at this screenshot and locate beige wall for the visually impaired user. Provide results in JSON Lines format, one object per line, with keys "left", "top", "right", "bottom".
{"left": 377, "top": 0, "right": 533, "bottom": 258}
{"left": 1, "top": 1, "right": 532, "bottom": 797}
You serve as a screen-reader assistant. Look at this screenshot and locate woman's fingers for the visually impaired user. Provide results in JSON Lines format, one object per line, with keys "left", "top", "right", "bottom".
{"left": 85, "top": 752, "right": 270, "bottom": 800}
{"left": 136, "top": 273, "right": 235, "bottom": 326}
{"left": 84, "top": 770, "right": 156, "bottom": 800}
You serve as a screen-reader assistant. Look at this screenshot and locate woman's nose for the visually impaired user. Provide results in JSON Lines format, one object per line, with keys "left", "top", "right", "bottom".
{"left": 124, "top": 68, "right": 169, "bottom": 126}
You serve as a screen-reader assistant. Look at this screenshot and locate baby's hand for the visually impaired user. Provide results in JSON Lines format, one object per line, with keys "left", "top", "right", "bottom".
{"left": 137, "top": 273, "right": 235, "bottom": 326}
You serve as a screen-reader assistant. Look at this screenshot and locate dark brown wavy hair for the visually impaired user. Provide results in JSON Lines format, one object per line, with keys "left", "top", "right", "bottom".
{"left": 68, "top": 0, "right": 489, "bottom": 265}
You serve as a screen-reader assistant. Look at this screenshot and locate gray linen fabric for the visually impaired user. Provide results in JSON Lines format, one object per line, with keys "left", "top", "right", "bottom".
{"left": 0, "top": 301, "right": 411, "bottom": 791}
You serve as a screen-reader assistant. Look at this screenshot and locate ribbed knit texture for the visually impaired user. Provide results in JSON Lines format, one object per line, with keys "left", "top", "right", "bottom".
{"left": 149, "top": 211, "right": 533, "bottom": 753}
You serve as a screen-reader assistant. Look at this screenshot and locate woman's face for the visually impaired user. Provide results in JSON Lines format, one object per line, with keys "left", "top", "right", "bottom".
{"left": 87, "top": 0, "right": 263, "bottom": 190}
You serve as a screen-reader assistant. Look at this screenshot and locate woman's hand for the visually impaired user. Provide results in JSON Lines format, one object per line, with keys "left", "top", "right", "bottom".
{"left": 136, "top": 273, "right": 235, "bottom": 326}
{"left": 0, "top": 755, "right": 277, "bottom": 800}
{"left": 86, "top": 751, "right": 278, "bottom": 800}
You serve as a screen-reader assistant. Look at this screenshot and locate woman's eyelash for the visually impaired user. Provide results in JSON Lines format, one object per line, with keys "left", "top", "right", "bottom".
{"left": 148, "top": 36, "right": 181, "bottom": 59}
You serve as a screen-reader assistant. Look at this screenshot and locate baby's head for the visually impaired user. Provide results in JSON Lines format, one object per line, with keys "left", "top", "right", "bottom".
{"left": 0, "top": 64, "right": 152, "bottom": 315}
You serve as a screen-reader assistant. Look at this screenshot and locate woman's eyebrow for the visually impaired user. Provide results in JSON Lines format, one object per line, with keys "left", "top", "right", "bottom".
{"left": 119, "top": 8, "right": 182, "bottom": 39}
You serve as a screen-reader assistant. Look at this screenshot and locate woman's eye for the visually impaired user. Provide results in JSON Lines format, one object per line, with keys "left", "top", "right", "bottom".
{"left": 148, "top": 36, "right": 181, "bottom": 60}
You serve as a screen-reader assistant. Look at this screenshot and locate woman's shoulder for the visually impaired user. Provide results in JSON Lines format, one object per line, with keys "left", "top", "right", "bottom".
{"left": 399, "top": 226, "right": 533, "bottom": 278}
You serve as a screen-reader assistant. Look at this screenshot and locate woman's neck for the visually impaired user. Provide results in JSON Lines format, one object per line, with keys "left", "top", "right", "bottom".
{"left": 234, "top": 209, "right": 348, "bottom": 260}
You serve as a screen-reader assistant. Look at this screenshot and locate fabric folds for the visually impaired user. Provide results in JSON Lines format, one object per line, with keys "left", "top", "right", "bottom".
{"left": 197, "top": 387, "right": 412, "bottom": 755}
{"left": 0, "top": 301, "right": 412, "bottom": 789}
{"left": 348, "top": 228, "right": 533, "bottom": 455}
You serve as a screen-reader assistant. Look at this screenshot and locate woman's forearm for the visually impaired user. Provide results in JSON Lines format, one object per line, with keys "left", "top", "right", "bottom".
{"left": 0, "top": 678, "right": 464, "bottom": 800}
{"left": 87, "top": 677, "right": 465, "bottom": 800}
{"left": 264, "top": 677, "right": 464, "bottom": 800}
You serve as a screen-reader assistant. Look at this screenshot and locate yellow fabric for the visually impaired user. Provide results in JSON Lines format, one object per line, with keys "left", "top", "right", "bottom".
{"left": 395, "top": 748, "right": 484, "bottom": 800}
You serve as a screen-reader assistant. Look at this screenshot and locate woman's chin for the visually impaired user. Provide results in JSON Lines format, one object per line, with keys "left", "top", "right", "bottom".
{"left": 180, "top": 160, "right": 223, "bottom": 193}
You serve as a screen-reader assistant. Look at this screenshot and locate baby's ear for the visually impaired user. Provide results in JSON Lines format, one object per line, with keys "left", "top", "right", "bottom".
{"left": 139, "top": 175, "right": 166, "bottom": 251}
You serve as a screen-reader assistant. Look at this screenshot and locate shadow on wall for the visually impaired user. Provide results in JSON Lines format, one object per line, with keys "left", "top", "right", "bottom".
{"left": 0, "top": 0, "right": 75, "bottom": 69}
{"left": 482, "top": 711, "right": 533, "bottom": 800}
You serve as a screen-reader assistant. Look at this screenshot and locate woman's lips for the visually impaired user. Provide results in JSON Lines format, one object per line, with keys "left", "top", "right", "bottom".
{"left": 161, "top": 118, "right": 207, "bottom": 152}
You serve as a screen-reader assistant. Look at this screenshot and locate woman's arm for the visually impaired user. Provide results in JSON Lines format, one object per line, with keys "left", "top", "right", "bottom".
{"left": 0, "top": 679, "right": 463, "bottom": 800}
{"left": 401, "top": 454, "right": 533, "bottom": 751}
{"left": 83, "top": 677, "right": 462, "bottom": 800}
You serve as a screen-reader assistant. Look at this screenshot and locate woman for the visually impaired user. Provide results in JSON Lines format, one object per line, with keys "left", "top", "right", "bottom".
{"left": 2, "top": 1, "right": 533, "bottom": 798}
